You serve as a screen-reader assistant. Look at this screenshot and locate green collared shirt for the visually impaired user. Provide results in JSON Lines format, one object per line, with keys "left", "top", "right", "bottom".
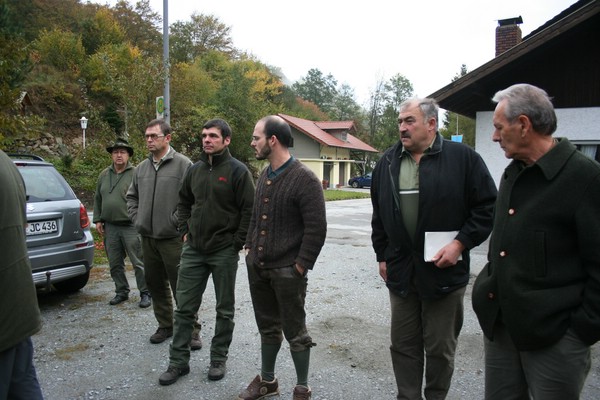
{"left": 398, "top": 138, "right": 435, "bottom": 243}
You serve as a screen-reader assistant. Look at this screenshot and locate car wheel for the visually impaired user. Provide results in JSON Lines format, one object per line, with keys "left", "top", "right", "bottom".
{"left": 53, "top": 270, "right": 91, "bottom": 293}
{"left": 351, "top": 181, "right": 359, "bottom": 188}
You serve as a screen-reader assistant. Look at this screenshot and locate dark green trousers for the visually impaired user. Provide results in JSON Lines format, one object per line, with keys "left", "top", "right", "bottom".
{"left": 169, "top": 242, "right": 239, "bottom": 367}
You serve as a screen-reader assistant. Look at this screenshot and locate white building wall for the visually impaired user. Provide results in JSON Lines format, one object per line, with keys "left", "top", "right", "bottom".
{"left": 475, "top": 107, "right": 600, "bottom": 187}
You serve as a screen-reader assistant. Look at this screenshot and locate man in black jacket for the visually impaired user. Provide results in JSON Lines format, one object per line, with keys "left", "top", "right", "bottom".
{"left": 473, "top": 83, "right": 600, "bottom": 399}
{"left": 371, "top": 97, "right": 496, "bottom": 400}
{"left": 158, "top": 118, "right": 255, "bottom": 386}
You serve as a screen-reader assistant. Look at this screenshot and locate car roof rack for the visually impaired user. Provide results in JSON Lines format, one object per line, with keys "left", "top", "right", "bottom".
{"left": 6, "top": 153, "right": 46, "bottom": 161}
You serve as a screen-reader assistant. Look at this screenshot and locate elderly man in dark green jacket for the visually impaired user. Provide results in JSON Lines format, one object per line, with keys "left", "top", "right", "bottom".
{"left": 473, "top": 83, "right": 600, "bottom": 399}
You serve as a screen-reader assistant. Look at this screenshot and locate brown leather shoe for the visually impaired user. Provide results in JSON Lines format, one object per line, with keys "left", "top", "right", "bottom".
{"left": 109, "top": 294, "right": 128, "bottom": 305}
{"left": 149, "top": 327, "right": 173, "bottom": 344}
{"left": 158, "top": 365, "right": 190, "bottom": 386}
{"left": 238, "top": 375, "right": 279, "bottom": 399}
{"left": 189, "top": 331, "right": 202, "bottom": 351}
{"left": 208, "top": 360, "right": 226, "bottom": 381}
{"left": 293, "top": 385, "right": 312, "bottom": 400}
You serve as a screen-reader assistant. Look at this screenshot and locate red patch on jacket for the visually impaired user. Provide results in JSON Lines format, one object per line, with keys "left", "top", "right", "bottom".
{"left": 218, "top": 176, "right": 228, "bottom": 183}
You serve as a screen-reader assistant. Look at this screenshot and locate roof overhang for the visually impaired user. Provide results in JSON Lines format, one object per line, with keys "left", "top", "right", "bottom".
{"left": 428, "top": 0, "right": 600, "bottom": 118}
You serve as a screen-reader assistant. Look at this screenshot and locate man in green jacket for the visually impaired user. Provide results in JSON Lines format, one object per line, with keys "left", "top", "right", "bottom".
{"left": 159, "top": 118, "right": 255, "bottom": 385}
{"left": 473, "top": 83, "right": 600, "bottom": 399}
{"left": 93, "top": 138, "right": 150, "bottom": 308}
{"left": 127, "top": 119, "right": 201, "bottom": 348}
{"left": 0, "top": 150, "right": 43, "bottom": 399}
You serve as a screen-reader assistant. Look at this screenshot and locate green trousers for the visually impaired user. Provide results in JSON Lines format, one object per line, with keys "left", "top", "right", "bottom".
{"left": 104, "top": 223, "right": 147, "bottom": 296}
{"left": 169, "top": 242, "right": 239, "bottom": 367}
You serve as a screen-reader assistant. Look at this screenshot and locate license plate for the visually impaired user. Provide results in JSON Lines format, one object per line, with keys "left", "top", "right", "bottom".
{"left": 26, "top": 220, "right": 58, "bottom": 236}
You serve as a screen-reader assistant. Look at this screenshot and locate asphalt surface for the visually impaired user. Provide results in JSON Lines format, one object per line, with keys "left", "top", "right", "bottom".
{"left": 35, "top": 197, "right": 599, "bottom": 399}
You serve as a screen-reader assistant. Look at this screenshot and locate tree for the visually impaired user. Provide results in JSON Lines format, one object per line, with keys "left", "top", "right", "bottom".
{"left": 385, "top": 74, "right": 413, "bottom": 111}
{"left": 82, "top": 42, "right": 163, "bottom": 139}
{"left": 0, "top": 33, "right": 31, "bottom": 141}
{"left": 2, "top": 0, "right": 83, "bottom": 42}
{"left": 170, "top": 13, "right": 234, "bottom": 64}
{"left": 34, "top": 28, "right": 85, "bottom": 73}
{"left": 292, "top": 68, "right": 338, "bottom": 115}
{"left": 330, "top": 84, "right": 363, "bottom": 121}
{"left": 440, "top": 65, "right": 475, "bottom": 147}
{"left": 367, "top": 78, "right": 387, "bottom": 140}
{"left": 368, "top": 73, "right": 414, "bottom": 152}
{"left": 79, "top": 7, "right": 125, "bottom": 54}
{"left": 111, "top": 0, "right": 162, "bottom": 55}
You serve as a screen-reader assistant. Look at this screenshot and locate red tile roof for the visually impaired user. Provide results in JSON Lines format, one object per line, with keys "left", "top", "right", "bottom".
{"left": 278, "top": 113, "right": 378, "bottom": 153}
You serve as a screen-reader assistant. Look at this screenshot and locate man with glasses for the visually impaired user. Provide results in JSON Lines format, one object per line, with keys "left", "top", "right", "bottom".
{"left": 93, "top": 138, "right": 150, "bottom": 308}
{"left": 127, "top": 119, "right": 201, "bottom": 348}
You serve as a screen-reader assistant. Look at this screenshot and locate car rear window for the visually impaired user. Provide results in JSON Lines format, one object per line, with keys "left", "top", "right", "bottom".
{"left": 17, "top": 165, "right": 74, "bottom": 202}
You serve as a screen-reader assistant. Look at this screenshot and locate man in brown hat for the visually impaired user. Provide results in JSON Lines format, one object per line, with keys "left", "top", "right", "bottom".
{"left": 93, "top": 138, "right": 151, "bottom": 308}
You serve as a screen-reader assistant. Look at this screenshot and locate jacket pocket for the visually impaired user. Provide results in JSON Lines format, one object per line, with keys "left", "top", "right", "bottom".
{"left": 472, "top": 262, "right": 499, "bottom": 340}
{"left": 534, "top": 231, "right": 547, "bottom": 277}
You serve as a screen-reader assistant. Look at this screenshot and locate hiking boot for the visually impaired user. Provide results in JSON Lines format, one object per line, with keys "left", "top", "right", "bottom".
{"left": 139, "top": 292, "right": 151, "bottom": 308}
{"left": 238, "top": 375, "right": 279, "bottom": 399}
{"left": 207, "top": 360, "right": 226, "bottom": 381}
{"left": 109, "top": 294, "right": 128, "bottom": 305}
{"left": 189, "top": 332, "right": 202, "bottom": 351}
{"left": 158, "top": 365, "right": 190, "bottom": 386}
{"left": 149, "top": 327, "right": 173, "bottom": 344}
{"left": 293, "top": 385, "right": 312, "bottom": 400}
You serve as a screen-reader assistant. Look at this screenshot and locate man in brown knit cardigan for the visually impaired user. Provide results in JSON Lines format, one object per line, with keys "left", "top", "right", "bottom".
{"left": 238, "top": 115, "right": 327, "bottom": 400}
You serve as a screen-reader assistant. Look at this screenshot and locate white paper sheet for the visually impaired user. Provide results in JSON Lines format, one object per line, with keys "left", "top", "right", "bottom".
{"left": 424, "top": 231, "right": 462, "bottom": 262}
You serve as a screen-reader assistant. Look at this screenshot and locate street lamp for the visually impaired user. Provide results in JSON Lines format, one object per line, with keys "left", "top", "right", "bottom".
{"left": 80, "top": 116, "right": 88, "bottom": 148}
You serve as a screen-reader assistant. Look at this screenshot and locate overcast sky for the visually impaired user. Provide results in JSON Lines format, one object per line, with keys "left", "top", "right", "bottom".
{"left": 100, "top": 0, "right": 576, "bottom": 106}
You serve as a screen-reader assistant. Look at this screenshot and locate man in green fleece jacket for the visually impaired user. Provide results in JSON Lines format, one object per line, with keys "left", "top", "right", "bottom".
{"left": 93, "top": 138, "right": 150, "bottom": 308}
{"left": 127, "top": 119, "right": 201, "bottom": 348}
{"left": 159, "top": 118, "right": 255, "bottom": 386}
{"left": 0, "top": 149, "right": 43, "bottom": 399}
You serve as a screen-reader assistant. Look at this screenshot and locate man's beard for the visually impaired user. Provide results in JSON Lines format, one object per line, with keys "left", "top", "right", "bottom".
{"left": 255, "top": 143, "right": 272, "bottom": 160}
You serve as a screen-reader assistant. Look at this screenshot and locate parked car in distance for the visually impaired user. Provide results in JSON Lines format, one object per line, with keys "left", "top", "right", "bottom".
{"left": 10, "top": 153, "right": 94, "bottom": 292}
{"left": 348, "top": 172, "right": 372, "bottom": 188}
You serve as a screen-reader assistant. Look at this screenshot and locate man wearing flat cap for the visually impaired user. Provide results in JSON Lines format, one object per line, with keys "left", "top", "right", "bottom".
{"left": 93, "top": 138, "right": 151, "bottom": 308}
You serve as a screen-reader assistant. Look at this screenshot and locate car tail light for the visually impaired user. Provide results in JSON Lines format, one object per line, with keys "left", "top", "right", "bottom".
{"left": 80, "top": 204, "right": 90, "bottom": 229}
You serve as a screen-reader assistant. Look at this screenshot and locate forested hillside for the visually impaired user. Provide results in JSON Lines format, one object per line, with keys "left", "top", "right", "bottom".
{"left": 2, "top": 0, "right": 473, "bottom": 202}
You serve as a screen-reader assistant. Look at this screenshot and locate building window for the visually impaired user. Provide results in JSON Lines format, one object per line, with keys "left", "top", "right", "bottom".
{"left": 574, "top": 143, "right": 600, "bottom": 163}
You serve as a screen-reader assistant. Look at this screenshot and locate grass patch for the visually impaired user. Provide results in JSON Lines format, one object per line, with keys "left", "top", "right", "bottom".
{"left": 324, "top": 189, "right": 370, "bottom": 201}
{"left": 92, "top": 229, "right": 108, "bottom": 266}
{"left": 89, "top": 264, "right": 110, "bottom": 285}
{"left": 54, "top": 343, "right": 90, "bottom": 360}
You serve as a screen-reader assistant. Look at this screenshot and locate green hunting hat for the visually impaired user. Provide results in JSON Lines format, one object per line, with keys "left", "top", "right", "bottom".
{"left": 106, "top": 138, "right": 134, "bottom": 156}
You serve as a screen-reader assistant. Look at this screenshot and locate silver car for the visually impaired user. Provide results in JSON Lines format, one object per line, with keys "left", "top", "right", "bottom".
{"left": 11, "top": 154, "right": 95, "bottom": 292}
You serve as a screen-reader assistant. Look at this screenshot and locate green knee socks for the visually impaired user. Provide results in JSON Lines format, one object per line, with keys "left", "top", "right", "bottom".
{"left": 291, "top": 348, "right": 311, "bottom": 387}
{"left": 261, "top": 343, "right": 281, "bottom": 382}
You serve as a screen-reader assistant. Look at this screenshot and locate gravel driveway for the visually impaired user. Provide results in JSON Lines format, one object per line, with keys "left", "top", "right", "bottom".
{"left": 33, "top": 198, "right": 599, "bottom": 399}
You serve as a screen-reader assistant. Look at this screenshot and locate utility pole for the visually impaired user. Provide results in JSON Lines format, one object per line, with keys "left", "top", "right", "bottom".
{"left": 163, "top": 0, "right": 170, "bottom": 124}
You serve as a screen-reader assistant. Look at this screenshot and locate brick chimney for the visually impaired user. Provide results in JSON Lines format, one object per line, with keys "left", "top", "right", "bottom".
{"left": 496, "top": 16, "right": 523, "bottom": 56}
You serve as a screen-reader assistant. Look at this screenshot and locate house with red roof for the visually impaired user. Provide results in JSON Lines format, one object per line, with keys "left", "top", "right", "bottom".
{"left": 278, "top": 113, "right": 378, "bottom": 188}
